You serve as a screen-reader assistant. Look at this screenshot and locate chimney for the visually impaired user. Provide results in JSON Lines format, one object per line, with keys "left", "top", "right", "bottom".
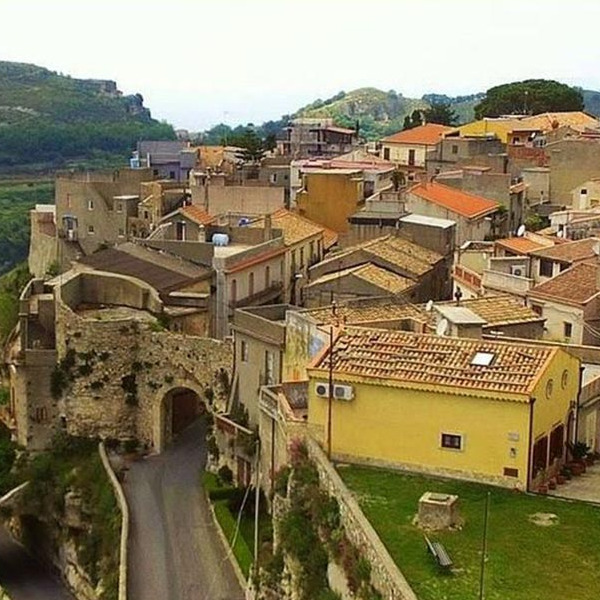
{"left": 264, "top": 214, "right": 272, "bottom": 241}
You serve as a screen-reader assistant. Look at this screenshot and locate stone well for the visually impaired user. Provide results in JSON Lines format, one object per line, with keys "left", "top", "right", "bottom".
{"left": 417, "top": 491, "right": 460, "bottom": 530}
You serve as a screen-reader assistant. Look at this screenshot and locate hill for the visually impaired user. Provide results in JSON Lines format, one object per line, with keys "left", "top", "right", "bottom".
{"left": 0, "top": 61, "right": 175, "bottom": 172}
{"left": 294, "top": 87, "right": 600, "bottom": 140}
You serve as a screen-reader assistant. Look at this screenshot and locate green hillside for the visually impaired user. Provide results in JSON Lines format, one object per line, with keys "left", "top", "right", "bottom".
{"left": 0, "top": 61, "right": 175, "bottom": 171}
{"left": 295, "top": 86, "right": 600, "bottom": 140}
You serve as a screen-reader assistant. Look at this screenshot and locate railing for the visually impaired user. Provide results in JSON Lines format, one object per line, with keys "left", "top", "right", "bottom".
{"left": 453, "top": 265, "right": 482, "bottom": 290}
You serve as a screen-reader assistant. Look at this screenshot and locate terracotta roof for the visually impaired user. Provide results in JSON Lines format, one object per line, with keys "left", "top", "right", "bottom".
{"left": 381, "top": 123, "right": 452, "bottom": 146}
{"left": 302, "top": 294, "right": 542, "bottom": 329}
{"left": 181, "top": 205, "right": 215, "bottom": 226}
{"left": 513, "top": 112, "right": 600, "bottom": 133}
{"left": 529, "top": 237, "right": 600, "bottom": 263}
{"left": 408, "top": 181, "right": 499, "bottom": 219}
{"left": 529, "top": 262, "right": 599, "bottom": 306}
{"left": 315, "top": 235, "right": 442, "bottom": 279}
{"left": 306, "top": 263, "right": 415, "bottom": 295}
{"left": 495, "top": 236, "right": 553, "bottom": 255}
{"left": 309, "top": 328, "right": 555, "bottom": 397}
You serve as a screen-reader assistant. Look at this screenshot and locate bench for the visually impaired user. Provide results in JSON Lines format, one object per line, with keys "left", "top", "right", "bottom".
{"left": 424, "top": 535, "right": 453, "bottom": 570}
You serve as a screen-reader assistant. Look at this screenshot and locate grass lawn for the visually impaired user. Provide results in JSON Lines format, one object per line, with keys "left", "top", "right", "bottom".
{"left": 339, "top": 465, "right": 600, "bottom": 600}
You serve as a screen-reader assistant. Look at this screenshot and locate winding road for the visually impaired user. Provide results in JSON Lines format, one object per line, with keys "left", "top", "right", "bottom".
{"left": 124, "top": 419, "right": 244, "bottom": 600}
{"left": 0, "top": 526, "right": 75, "bottom": 600}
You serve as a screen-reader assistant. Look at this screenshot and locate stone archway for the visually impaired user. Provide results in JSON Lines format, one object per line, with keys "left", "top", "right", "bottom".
{"left": 154, "top": 383, "right": 206, "bottom": 452}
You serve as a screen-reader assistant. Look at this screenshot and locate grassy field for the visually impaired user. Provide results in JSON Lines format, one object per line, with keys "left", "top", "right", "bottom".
{"left": 340, "top": 465, "right": 600, "bottom": 600}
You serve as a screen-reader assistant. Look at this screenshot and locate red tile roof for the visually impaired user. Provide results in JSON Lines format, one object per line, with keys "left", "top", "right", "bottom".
{"left": 408, "top": 182, "right": 499, "bottom": 219}
{"left": 495, "top": 237, "right": 551, "bottom": 255}
{"left": 181, "top": 205, "right": 214, "bottom": 226}
{"left": 529, "top": 262, "right": 600, "bottom": 306}
{"left": 529, "top": 238, "right": 599, "bottom": 263}
{"left": 381, "top": 123, "right": 452, "bottom": 146}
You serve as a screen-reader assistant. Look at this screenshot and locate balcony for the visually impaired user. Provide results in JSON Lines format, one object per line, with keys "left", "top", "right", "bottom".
{"left": 482, "top": 269, "right": 534, "bottom": 296}
{"left": 231, "top": 282, "right": 284, "bottom": 309}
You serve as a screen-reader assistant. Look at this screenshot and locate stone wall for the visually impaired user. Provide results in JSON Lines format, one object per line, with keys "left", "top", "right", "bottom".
{"left": 306, "top": 438, "right": 417, "bottom": 600}
{"left": 54, "top": 299, "right": 232, "bottom": 452}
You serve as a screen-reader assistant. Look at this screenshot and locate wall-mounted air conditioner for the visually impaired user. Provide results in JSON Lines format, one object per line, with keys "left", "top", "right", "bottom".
{"left": 315, "top": 383, "right": 330, "bottom": 398}
{"left": 333, "top": 384, "right": 354, "bottom": 401}
{"left": 510, "top": 265, "right": 524, "bottom": 277}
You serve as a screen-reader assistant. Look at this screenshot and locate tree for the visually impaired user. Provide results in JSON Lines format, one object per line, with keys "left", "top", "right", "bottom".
{"left": 234, "top": 128, "right": 266, "bottom": 163}
{"left": 402, "top": 109, "right": 423, "bottom": 130}
{"left": 424, "top": 102, "right": 458, "bottom": 126}
{"left": 474, "top": 79, "right": 584, "bottom": 119}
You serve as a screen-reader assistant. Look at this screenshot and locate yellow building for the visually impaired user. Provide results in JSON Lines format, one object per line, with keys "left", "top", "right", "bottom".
{"left": 445, "top": 117, "right": 521, "bottom": 143}
{"left": 296, "top": 168, "right": 364, "bottom": 233}
{"left": 307, "top": 328, "right": 580, "bottom": 490}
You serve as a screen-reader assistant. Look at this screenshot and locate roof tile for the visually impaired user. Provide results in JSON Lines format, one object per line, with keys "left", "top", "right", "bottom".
{"left": 381, "top": 123, "right": 452, "bottom": 146}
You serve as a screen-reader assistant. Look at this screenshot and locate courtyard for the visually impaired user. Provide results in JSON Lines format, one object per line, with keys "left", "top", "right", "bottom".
{"left": 339, "top": 465, "right": 600, "bottom": 600}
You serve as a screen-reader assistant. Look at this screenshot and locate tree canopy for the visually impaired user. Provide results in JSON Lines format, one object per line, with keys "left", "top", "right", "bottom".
{"left": 423, "top": 102, "right": 458, "bottom": 126}
{"left": 402, "top": 109, "right": 424, "bottom": 130}
{"left": 474, "top": 79, "right": 584, "bottom": 119}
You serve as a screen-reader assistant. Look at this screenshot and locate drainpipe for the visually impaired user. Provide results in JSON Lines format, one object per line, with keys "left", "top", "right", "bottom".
{"left": 526, "top": 396, "right": 536, "bottom": 493}
{"left": 574, "top": 365, "right": 585, "bottom": 446}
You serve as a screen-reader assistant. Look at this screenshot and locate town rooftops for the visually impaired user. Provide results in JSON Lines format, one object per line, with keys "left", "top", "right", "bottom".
{"left": 529, "top": 237, "right": 600, "bottom": 263}
{"left": 305, "top": 263, "right": 415, "bottom": 295}
{"left": 315, "top": 235, "right": 443, "bottom": 279}
{"left": 181, "top": 205, "right": 215, "bottom": 226}
{"left": 381, "top": 123, "right": 452, "bottom": 146}
{"left": 511, "top": 112, "right": 600, "bottom": 133}
{"left": 248, "top": 208, "right": 338, "bottom": 248}
{"left": 408, "top": 181, "right": 499, "bottom": 219}
{"left": 301, "top": 294, "right": 542, "bottom": 329}
{"left": 529, "top": 262, "right": 600, "bottom": 306}
{"left": 309, "top": 327, "right": 556, "bottom": 398}
{"left": 495, "top": 234, "right": 555, "bottom": 255}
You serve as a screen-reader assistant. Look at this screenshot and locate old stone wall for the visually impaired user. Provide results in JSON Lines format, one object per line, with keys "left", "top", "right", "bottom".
{"left": 306, "top": 438, "right": 417, "bottom": 600}
{"left": 54, "top": 299, "right": 232, "bottom": 451}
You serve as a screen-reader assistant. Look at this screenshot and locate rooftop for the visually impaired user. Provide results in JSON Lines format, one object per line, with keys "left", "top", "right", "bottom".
{"left": 399, "top": 213, "right": 456, "bottom": 229}
{"left": 512, "top": 112, "right": 600, "bottom": 133}
{"left": 381, "top": 123, "right": 452, "bottom": 146}
{"left": 529, "top": 262, "right": 600, "bottom": 306}
{"left": 181, "top": 205, "right": 215, "bottom": 226}
{"left": 408, "top": 181, "right": 499, "bottom": 219}
{"left": 434, "top": 305, "right": 487, "bottom": 325}
{"left": 529, "top": 237, "right": 600, "bottom": 263}
{"left": 309, "top": 328, "right": 555, "bottom": 397}
{"left": 495, "top": 235, "right": 554, "bottom": 255}
{"left": 316, "top": 235, "right": 443, "bottom": 279}
{"left": 306, "top": 263, "right": 415, "bottom": 295}
{"left": 302, "top": 294, "right": 542, "bottom": 330}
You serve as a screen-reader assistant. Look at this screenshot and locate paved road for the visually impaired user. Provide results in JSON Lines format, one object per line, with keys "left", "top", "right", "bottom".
{"left": 0, "top": 526, "right": 75, "bottom": 600}
{"left": 124, "top": 419, "right": 244, "bottom": 600}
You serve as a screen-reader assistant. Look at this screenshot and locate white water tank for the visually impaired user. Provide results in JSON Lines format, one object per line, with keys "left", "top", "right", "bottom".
{"left": 212, "top": 233, "right": 230, "bottom": 247}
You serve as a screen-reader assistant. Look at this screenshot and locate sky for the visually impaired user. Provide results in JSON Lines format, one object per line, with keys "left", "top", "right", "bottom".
{"left": 2, "top": 0, "right": 600, "bottom": 131}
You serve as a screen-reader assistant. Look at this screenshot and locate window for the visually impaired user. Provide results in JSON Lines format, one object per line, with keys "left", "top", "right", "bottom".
{"left": 300, "top": 247, "right": 305, "bottom": 269}
{"left": 383, "top": 147, "right": 390, "bottom": 160}
{"left": 270, "top": 173, "right": 277, "bottom": 184}
{"left": 144, "top": 210, "right": 150, "bottom": 220}
{"left": 564, "top": 322, "right": 573, "bottom": 339}
{"left": 241, "top": 340, "right": 249, "bottom": 362}
{"left": 471, "top": 352, "right": 495, "bottom": 366}
{"left": 291, "top": 250, "right": 297, "bottom": 272}
{"left": 176, "top": 221, "right": 186, "bottom": 241}
{"left": 581, "top": 188, "right": 588, "bottom": 195}
{"left": 546, "top": 379, "right": 554, "bottom": 398}
{"left": 249, "top": 272, "right": 254, "bottom": 296}
{"left": 549, "top": 424, "right": 564, "bottom": 462}
{"left": 87, "top": 225, "right": 95, "bottom": 234}
{"left": 88, "top": 199, "right": 94, "bottom": 210}
{"left": 451, "top": 144, "right": 458, "bottom": 155}
{"left": 169, "top": 171, "right": 176, "bottom": 179}
{"left": 408, "top": 149, "right": 416, "bottom": 166}
{"left": 230, "top": 279, "right": 237, "bottom": 304}
{"left": 531, "top": 303, "right": 543, "bottom": 316}
{"left": 561, "top": 369, "right": 569, "bottom": 389}
{"left": 35, "top": 407, "right": 48, "bottom": 423}
{"left": 539, "top": 259, "right": 553, "bottom": 277}
{"left": 117, "top": 202, "right": 123, "bottom": 213}
{"left": 265, "top": 265, "right": 270, "bottom": 288}
{"left": 441, "top": 433, "right": 463, "bottom": 450}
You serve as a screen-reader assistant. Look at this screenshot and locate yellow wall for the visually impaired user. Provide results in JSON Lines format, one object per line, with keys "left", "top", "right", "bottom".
{"left": 296, "top": 172, "right": 363, "bottom": 233}
{"left": 531, "top": 348, "right": 580, "bottom": 444}
{"left": 308, "top": 376, "right": 530, "bottom": 486}
{"left": 447, "top": 119, "right": 518, "bottom": 144}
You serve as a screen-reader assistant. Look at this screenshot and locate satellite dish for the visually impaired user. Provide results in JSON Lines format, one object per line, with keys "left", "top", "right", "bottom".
{"left": 425, "top": 300, "right": 434, "bottom": 312}
{"left": 436, "top": 318, "right": 449, "bottom": 337}
{"left": 516, "top": 224, "right": 526, "bottom": 237}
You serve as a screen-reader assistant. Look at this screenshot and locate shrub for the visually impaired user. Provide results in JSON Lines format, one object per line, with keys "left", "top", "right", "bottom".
{"left": 123, "top": 438, "right": 138, "bottom": 454}
{"left": 274, "top": 465, "right": 291, "bottom": 497}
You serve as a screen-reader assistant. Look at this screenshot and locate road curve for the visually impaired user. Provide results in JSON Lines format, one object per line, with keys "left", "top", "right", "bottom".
{"left": 124, "top": 419, "right": 244, "bottom": 600}
{"left": 0, "top": 526, "right": 75, "bottom": 600}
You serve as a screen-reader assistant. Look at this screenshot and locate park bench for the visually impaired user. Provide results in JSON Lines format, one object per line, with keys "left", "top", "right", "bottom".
{"left": 424, "top": 535, "right": 453, "bottom": 570}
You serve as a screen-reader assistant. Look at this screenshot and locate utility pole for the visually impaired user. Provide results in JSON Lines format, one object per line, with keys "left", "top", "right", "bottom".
{"left": 253, "top": 437, "right": 261, "bottom": 585}
{"left": 478, "top": 491, "right": 491, "bottom": 600}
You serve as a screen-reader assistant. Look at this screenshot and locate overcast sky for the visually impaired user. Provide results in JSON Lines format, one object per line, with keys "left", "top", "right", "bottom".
{"left": 2, "top": 0, "right": 600, "bottom": 130}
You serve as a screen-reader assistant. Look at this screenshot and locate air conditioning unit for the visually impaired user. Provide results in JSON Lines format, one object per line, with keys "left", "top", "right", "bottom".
{"left": 510, "top": 265, "right": 524, "bottom": 277}
{"left": 333, "top": 384, "right": 354, "bottom": 401}
{"left": 315, "top": 383, "right": 330, "bottom": 398}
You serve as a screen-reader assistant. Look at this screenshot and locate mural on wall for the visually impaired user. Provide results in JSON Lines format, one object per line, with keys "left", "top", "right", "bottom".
{"left": 283, "top": 311, "right": 327, "bottom": 381}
